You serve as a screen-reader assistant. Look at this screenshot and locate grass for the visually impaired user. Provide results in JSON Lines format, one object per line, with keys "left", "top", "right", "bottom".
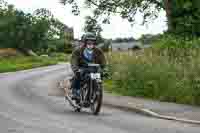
{"left": 0, "top": 53, "right": 69, "bottom": 73}
{"left": 104, "top": 48, "right": 200, "bottom": 106}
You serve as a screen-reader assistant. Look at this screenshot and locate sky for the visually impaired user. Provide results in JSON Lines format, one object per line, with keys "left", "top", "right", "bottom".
{"left": 5, "top": 0, "right": 167, "bottom": 39}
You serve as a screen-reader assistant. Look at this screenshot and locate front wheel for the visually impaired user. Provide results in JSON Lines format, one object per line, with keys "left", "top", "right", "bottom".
{"left": 90, "top": 82, "right": 103, "bottom": 115}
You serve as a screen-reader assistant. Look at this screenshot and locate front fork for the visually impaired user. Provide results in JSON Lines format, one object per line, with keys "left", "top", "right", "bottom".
{"left": 89, "top": 79, "right": 94, "bottom": 103}
{"left": 89, "top": 78, "right": 101, "bottom": 104}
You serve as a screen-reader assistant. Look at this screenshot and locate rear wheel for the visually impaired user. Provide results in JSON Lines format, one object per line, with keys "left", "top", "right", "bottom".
{"left": 90, "top": 82, "right": 103, "bottom": 115}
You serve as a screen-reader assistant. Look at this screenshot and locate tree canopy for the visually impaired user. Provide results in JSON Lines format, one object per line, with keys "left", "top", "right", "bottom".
{"left": 84, "top": 15, "right": 103, "bottom": 43}
{"left": 0, "top": 0, "right": 73, "bottom": 54}
{"left": 60, "top": 0, "right": 200, "bottom": 38}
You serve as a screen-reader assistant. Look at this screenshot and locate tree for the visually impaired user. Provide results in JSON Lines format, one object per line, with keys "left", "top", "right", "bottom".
{"left": 84, "top": 15, "right": 103, "bottom": 43}
{"left": 0, "top": 3, "right": 73, "bottom": 53}
{"left": 170, "top": 0, "right": 200, "bottom": 38}
{"left": 139, "top": 34, "right": 161, "bottom": 45}
{"left": 60, "top": 0, "right": 200, "bottom": 38}
{"left": 60, "top": 0, "right": 165, "bottom": 26}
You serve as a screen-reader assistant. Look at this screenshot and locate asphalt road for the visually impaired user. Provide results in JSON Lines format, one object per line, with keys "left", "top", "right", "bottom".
{"left": 0, "top": 64, "right": 200, "bottom": 133}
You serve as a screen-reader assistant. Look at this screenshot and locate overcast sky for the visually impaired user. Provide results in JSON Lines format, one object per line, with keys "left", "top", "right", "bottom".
{"left": 5, "top": 0, "right": 167, "bottom": 39}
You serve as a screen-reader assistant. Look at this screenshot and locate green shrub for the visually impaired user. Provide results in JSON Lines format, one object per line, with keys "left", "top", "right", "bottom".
{"left": 153, "top": 35, "right": 200, "bottom": 48}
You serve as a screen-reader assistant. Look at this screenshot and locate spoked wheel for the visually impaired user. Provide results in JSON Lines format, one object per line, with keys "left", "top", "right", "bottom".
{"left": 90, "top": 83, "right": 103, "bottom": 115}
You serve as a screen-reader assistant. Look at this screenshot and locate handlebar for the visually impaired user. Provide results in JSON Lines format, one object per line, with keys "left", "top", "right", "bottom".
{"left": 77, "top": 64, "right": 102, "bottom": 74}
{"left": 80, "top": 63, "right": 100, "bottom": 68}
{"left": 87, "top": 63, "right": 100, "bottom": 67}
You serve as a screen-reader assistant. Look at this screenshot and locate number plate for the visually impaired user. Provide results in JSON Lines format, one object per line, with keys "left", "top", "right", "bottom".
{"left": 90, "top": 73, "right": 101, "bottom": 79}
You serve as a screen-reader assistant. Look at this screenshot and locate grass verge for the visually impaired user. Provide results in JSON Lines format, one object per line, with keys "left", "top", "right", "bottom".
{"left": 0, "top": 53, "right": 69, "bottom": 73}
{"left": 104, "top": 48, "right": 200, "bottom": 106}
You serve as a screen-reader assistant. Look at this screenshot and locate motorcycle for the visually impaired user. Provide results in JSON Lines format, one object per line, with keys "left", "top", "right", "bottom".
{"left": 65, "top": 63, "right": 103, "bottom": 115}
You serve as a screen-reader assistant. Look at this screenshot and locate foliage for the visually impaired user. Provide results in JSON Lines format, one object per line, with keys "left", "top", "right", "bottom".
{"left": 0, "top": 53, "right": 68, "bottom": 73}
{"left": 153, "top": 35, "right": 200, "bottom": 48}
{"left": 139, "top": 34, "right": 161, "bottom": 45}
{"left": 60, "top": 0, "right": 163, "bottom": 24}
{"left": 0, "top": 0, "right": 73, "bottom": 54}
{"left": 60, "top": 0, "right": 200, "bottom": 38}
{"left": 169, "top": 0, "right": 200, "bottom": 38}
{"left": 84, "top": 15, "right": 103, "bottom": 44}
{"left": 112, "top": 37, "right": 136, "bottom": 43}
{"left": 105, "top": 48, "right": 200, "bottom": 106}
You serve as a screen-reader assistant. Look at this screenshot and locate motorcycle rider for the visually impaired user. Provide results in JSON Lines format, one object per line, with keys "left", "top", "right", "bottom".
{"left": 70, "top": 32, "right": 106, "bottom": 100}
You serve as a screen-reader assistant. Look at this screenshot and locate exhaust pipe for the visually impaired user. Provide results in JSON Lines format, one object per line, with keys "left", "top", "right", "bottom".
{"left": 65, "top": 95, "right": 81, "bottom": 109}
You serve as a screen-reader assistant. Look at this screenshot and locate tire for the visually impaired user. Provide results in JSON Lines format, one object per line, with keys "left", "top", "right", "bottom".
{"left": 90, "top": 82, "right": 103, "bottom": 115}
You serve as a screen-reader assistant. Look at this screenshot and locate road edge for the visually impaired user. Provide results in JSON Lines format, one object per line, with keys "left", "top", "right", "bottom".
{"left": 103, "top": 100, "right": 200, "bottom": 125}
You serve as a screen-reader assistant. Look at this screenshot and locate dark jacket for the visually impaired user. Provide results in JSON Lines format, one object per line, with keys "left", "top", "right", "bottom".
{"left": 70, "top": 47, "right": 106, "bottom": 73}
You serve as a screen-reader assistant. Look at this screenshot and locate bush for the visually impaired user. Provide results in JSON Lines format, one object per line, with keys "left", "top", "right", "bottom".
{"left": 153, "top": 35, "right": 200, "bottom": 48}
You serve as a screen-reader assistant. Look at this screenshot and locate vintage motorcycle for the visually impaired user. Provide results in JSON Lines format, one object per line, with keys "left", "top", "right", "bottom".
{"left": 65, "top": 63, "right": 103, "bottom": 115}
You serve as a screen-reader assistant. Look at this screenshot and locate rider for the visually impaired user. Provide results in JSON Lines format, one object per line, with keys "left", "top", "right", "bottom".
{"left": 70, "top": 32, "right": 106, "bottom": 100}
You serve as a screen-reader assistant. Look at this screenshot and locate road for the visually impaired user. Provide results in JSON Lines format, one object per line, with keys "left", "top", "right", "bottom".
{"left": 0, "top": 64, "right": 199, "bottom": 133}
